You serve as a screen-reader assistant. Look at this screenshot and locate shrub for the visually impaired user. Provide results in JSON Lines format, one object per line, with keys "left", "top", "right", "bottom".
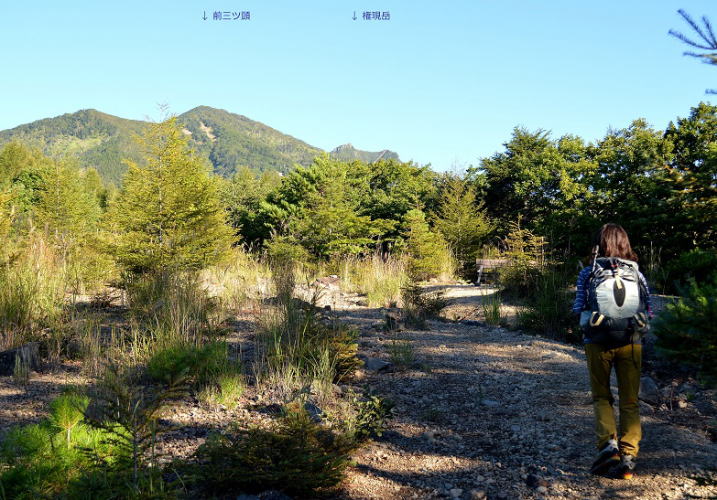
{"left": 340, "top": 254, "right": 408, "bottom": 307}
{"left": 146, "top": 341, "right": 242, "bottom": 392}
{"left": 482, "top": 292, "right": 503, "bottom": 326}
{"left": 388, "top": 339, "right": 415, "bottom": 369}
{"left": 665, "top": 248, "right": 717, "bottom": 290}
{"left": 189, "top": 403, "right": 352, "bottom": 497}
{"left": 81, "top": 364, "right": 187, "bottom": 496}
{"left": 255, "top": 295, "right": 361, "bottom": 400}
{"left": 345, "top": 393, "right": 394, "bottom": 442}
{"left": 0, "top": 236, "right": 65, "bottom": 349}
{"left": 401, "top": 283, "right": 449, "bottom": 329}
{"left": 517, "top": 265, "right": 577, "bottom": 342}
{"left": 0, "top": 389, "right": 116, "bottom": 499}
{"left": 401, "top": 209, "right": 454, "bottom": 281}
{"left": 498, "top": 220, "right": 548, "bottom": 299}
{"left": 654, "top": 277, "right": 717, "bottom": 385}
{"left": 124, "top": 271, "right": 225, "bottom": 346}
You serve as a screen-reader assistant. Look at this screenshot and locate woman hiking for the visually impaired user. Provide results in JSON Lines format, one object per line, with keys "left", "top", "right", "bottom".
{"left": 572, "top": 223, "right": 652, "bottom": 479}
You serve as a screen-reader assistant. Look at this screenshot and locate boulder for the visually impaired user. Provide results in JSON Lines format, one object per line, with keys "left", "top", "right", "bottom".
{"left": 364, "top": 357, "right": 392, "bottom": 372}
{"left": 0, "top": 342, "right": 40, "bottom": 376}
{"left": 639, "top": 376, "right": 660, "bottom": 404}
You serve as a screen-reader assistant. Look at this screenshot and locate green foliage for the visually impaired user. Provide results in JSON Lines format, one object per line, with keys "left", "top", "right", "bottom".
{"left": 107, "top": 117, "right": 234, "bottom": 276}
{"left": 433, "top": 176, "right": 493, "bottom": 277}
{"left": 663, "top": 103, "right": 717, "bottom": 253}
{"left": 146, "top": 341, "right": 242, "bottom": 398}
{"left": 82, "top": 364, "right": 187, "bottom": 496}
{"left": 498, "top": 219, "right": 548, "bottom": 299}
{"left": 654, "top": 277, "right": 717, "bottom": 385}
{"left": 220, "top": 166, "right": 281, "bottom": 243}
{"left": 125, "top": 271, "right": 225, "bottom": 345}
{"left": 189, "top": 402, "right": 352, "bottom": 497}
{"left": 401, "top": 209, "right": 452, "bottom": 281}
{"left": 517, "top": 265, "right": 577, "bottom": 342}
{"left": 34, "top": 159, "right": 101, "bottom": 244}
{"left": 482, "top": 292, "right": 504, "bottom": 326}
{"left": 665, "top": 248, "right": 717, "bottom": 289}
{"left": 388, "top": 338, "right": 415, "bottom": 369}
{"left": 346, "top": 393, "right": 394, "bottom": 442}
{"left": 477, "top": 129, "right": 596, "bottom": 243}
{"left": 0, "top": 389, "right": 116, "bottom": 500}
{"left": 0, "top": 236, "right": 65, "bottom": 348}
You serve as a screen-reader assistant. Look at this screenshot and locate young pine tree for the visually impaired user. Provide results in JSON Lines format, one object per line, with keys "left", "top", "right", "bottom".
{"left": 401, "top": 209, "right": 451, "bottom": 281}
{"left": 107, "top": 117, "right": 233, "bottom": 275}
{"left": 433, "top": 177, "right": 493, "bottom": 276}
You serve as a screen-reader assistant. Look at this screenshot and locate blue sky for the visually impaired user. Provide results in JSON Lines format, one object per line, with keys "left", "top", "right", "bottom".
{"left": 0, "top": 0, "right": 715, "bottom": 171}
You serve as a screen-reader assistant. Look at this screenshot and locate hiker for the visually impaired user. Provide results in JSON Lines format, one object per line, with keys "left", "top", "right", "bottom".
{"left": 572, "top": 223, "right": 652, "bottom": 480}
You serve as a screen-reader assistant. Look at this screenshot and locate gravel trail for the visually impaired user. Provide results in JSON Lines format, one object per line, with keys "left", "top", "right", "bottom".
{"left": 340, "top": 285, "right": 717, "bottom": 500}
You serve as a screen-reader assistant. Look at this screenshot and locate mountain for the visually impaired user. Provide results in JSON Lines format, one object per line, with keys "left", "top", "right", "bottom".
{"left": 0, "top": 107, "right": 399, "bottom": 185}
{"left": 330, "top": 143, "right": 399, "bottom": 163}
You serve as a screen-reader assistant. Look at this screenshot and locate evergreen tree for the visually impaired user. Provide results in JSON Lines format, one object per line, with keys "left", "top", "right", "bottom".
{"left": 401, "top": 209, "right": 450, "bottom": 281}
{"left": 288, "top": 169, "right": 393, "bottom": 259}
{"left": 107, "top": 118, "right": 234, "bottom": 275}
{"left": 35, "top": 160, "right": 101, "bottom": 248}
{"left": 433, "top": 177, "right": 493, "bottom": 275}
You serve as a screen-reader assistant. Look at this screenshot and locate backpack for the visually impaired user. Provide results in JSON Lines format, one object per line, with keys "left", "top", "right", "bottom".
{"left": 580, "top": 254, "right": 649, "bottom": 345}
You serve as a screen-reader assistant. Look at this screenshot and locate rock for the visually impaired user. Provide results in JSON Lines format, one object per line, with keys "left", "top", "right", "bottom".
{"left": 536, "top": 485, "right": 548, "bottom": 494}
{"left": 639, "top": 400, "right": 655, "bottom": 414}
{"left": 481, "top": 399, "right": 500, "bottom": 407}
{"left": 449, "top": 488, "right": 463, "bottom": 498}
{"left": 677, "top": 399, "right": 688, "bottom": 409}
{"left": 303, "top": 402, "right": 323, "bottom": 421}
{"left": 236, "top": 495, "right": 260, "bottom": 500}
{"left": 0, "top": 342, "right": 40, "bottom": 376}
{"left": 365, "top": 357, "right": 392, "bottom": 372}
{"left": 639, "top": 376, "right": 660, "bottom": 404}
{"left": 469, "top": 490, "right": 486, "bottom": 500}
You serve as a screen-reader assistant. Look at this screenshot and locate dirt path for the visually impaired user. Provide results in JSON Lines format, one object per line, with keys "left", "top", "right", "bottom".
{"left": 339, "top": 284, "right": 717, "bottom": 500}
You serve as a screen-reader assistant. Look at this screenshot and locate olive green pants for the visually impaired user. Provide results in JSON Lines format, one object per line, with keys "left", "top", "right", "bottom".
{"left": 585, "top": 343, "right": 642, "bottom": 457}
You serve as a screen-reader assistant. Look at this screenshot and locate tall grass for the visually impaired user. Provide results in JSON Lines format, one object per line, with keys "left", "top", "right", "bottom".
{"left": 0, "top": 235, "right": 65, "bottom": 349}
{"left": 482, "top": 291, "right": 504, "bottom": 326}
{"left": 517, "top": 264, "right": 577, "bottom": 342}
{"left": 338, "top": 254, "right": 409, "bottom": 307}
{"left": 124, "top": 271, "right": 225, "bottom": 349}
{"left": 254, "top": 263, "right": 360, "bottom": 403}
{"left": 202, "top": 248, "right": 272, "bottom": 312}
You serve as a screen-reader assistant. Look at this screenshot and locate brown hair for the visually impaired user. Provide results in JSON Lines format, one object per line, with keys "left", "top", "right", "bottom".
{"left": 593, "top": 223, "right": 638, "bottom": 262}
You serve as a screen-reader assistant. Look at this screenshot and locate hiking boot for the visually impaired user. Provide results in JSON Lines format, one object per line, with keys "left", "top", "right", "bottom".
{"left": 590, "top": 439, "right": 620, "bottom": 475}
{"left": 608, "top": 454, "right": 636, "bottom": 480}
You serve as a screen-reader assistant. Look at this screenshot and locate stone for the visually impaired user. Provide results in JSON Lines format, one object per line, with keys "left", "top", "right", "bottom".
{"left": 303, "top": 402, "right": 323, "bottom": 422}
{"left": 470, "top": 490, "right": 486, "bottom": 500}
{"left": 536, "top": 486, "right": 548, "bottom": 494}
{"left": 481, "top": 399, "right": 500, "bottom": 407}
{"left": 449, "top": 488, "right": 463, "bottom": 498}
{"left": 0, "top": 342, "right": 40, "bottom": 376}
{"left": 639, "top": 376, "right": 660, "bottom": 404}
{"left": 365, "top": 357, "right": 392, "bottom": 372}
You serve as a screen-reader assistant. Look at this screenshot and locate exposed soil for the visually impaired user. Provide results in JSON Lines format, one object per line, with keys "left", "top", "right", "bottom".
{"left": 1, "top": 284, "right": 715, "bottom": 500}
